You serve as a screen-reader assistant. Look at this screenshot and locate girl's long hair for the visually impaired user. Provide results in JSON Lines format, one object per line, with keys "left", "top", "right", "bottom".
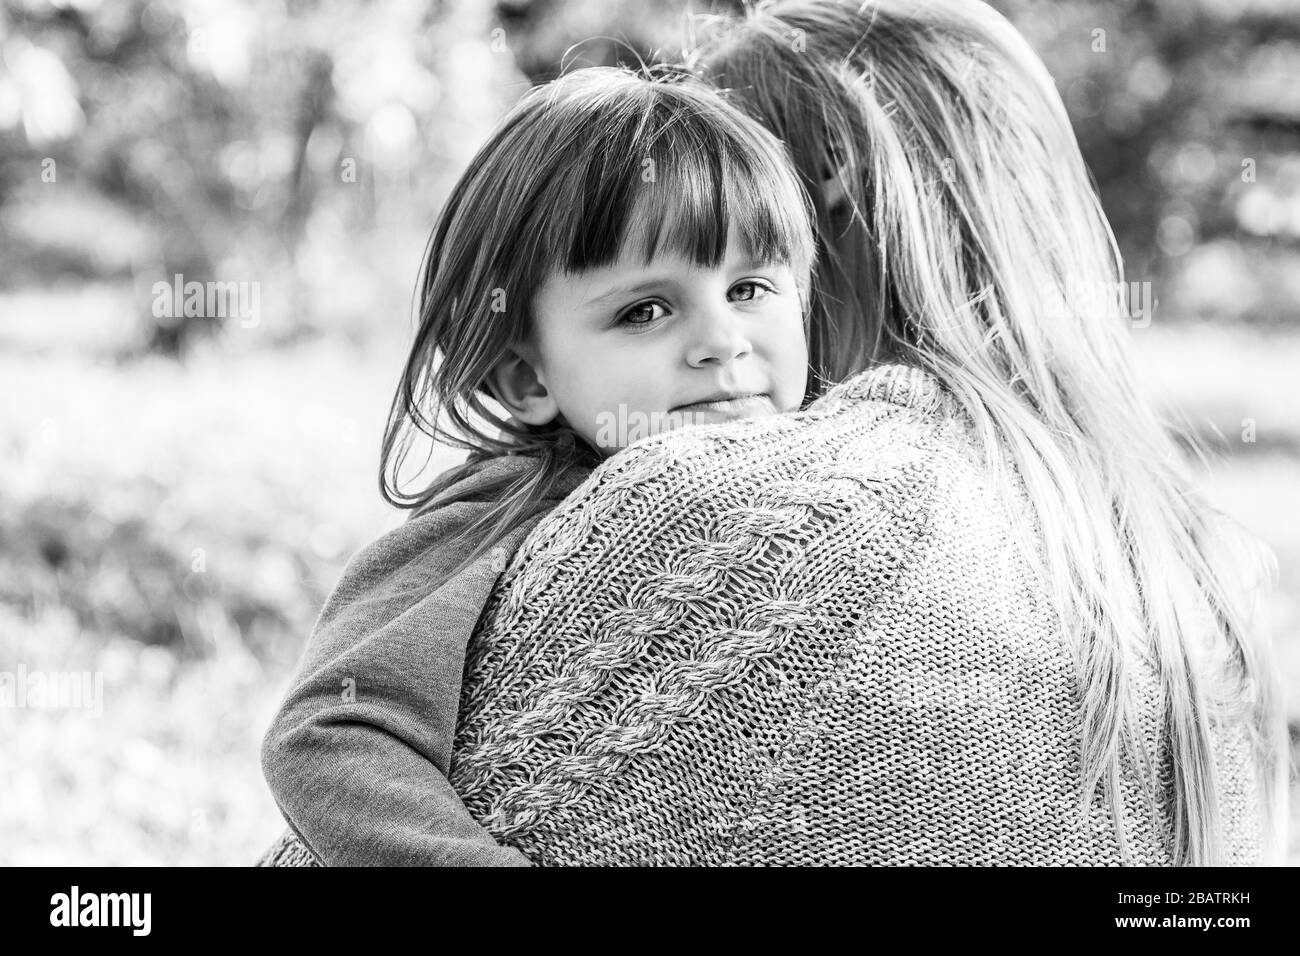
{"left": 381, "top": 66, "right": 815, "bottom": 585}
{"left": 691, "top": 0, "right": 1287, "bottom": 864}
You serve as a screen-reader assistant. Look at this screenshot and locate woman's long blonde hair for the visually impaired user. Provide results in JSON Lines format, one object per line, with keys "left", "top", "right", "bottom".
{"left": 692, "top": 0, "right": 1288, "bottom": 864}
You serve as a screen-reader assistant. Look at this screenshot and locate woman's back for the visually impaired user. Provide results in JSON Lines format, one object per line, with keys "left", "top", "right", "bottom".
{"left": 449, "top": 365, "right": 1266, "bottom": 865}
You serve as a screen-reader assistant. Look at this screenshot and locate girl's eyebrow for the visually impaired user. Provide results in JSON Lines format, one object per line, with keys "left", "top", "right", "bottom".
{"left": 583, "top": 276, "right": 678, "bottom": 306}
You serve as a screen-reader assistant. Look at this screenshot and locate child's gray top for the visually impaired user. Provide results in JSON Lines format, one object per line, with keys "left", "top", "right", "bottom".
{"left": 260, "top": 453, "right": 590, "bottom": 866}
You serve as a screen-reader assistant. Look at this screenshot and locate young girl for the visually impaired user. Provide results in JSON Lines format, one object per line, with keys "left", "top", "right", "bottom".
{"left": 258, "top": 66, "right": 816, "bottom": 865}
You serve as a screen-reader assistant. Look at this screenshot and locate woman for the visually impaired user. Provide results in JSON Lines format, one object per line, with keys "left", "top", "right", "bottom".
{"left": 261, "top": 0, "right": 1286, "bottom": 865}
{"left": 674, "top": 0, "right": 1288, "bottom": 864}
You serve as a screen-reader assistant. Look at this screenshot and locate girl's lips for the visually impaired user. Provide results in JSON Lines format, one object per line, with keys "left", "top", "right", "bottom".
{"left": 671, "top": 393, "right": 774, "bottom": 419}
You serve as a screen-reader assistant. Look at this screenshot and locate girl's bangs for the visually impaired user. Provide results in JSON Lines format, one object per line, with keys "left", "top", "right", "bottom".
{"left": 549, "top": 105, "right": 811, "bottom": 275}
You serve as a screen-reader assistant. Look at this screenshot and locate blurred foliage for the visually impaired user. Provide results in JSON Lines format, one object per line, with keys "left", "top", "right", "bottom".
{"left": 993, "top": 0, "right": 1300, "bottom": 326}
{"left": 0, "top": 340, "right": 409, "bottom": 664}
{"left": 0, "top": 0, "right": 524, "bottom": 351}
{"left": 1, "top": 0, "right": 1297, "bottom": 354}
{"left": 0, "top": 338, "right": 418, "bottom": 864}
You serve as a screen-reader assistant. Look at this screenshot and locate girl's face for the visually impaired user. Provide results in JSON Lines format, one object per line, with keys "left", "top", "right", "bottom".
{"left": 518, "top": 231, "right": 809, "bottom": 455}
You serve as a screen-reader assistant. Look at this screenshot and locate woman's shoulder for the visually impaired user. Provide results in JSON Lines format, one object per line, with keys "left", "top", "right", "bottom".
{"left": 535, "top": 364, "right": 978, "bottom": 524}
{"left": 514, "top": 361, "right": 1038, "bottom": 636}
{"left": 514, "top": 365, "right": 995, "bottom": 580}
{"left": 812, "top": 362, "right": 952, "bottom": 418}
{"left": 812, "top": 362, "right": 1033, "bottom": 518}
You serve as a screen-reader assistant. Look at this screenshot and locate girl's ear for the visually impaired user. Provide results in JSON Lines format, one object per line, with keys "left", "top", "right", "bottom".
{"left": 487, "top": 345, "right": 560, "bottom": 426}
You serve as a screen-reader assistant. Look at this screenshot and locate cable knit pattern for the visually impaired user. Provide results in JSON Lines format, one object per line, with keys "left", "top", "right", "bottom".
{"left": 447, "top": 363, "right": 1265, "bottom": 865}
{"left": 255, "top": 828, "right": 321, "bottom": 867}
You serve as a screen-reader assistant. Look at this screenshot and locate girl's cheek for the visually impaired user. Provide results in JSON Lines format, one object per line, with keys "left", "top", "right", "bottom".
{"left": 779, "top": 301, "right": 809, "bottom": 350}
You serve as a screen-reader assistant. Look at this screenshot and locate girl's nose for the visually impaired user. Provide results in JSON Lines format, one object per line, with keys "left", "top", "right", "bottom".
{"left": 685, "top": 303, "right": 752, "bottom": 368}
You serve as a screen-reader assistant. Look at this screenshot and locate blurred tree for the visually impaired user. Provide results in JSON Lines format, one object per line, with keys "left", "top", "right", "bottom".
{"left": 2, "top": 0, "right": 241, "bottom": 352}
{"left": 0, "top": 0, "right": 518, "bottom": 353}
{"left": 993, "top": 0, "right": 1300, "bottom": 322}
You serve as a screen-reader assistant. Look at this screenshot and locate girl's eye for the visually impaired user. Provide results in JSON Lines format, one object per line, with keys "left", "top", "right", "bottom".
{"left": 618, "top": 300, "right": 668, "bottom": 327}
{"left": 728, "top": 280, "right": 774, "bottom": 303}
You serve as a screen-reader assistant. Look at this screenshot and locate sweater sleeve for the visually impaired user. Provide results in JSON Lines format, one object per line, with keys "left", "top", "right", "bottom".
{"left": 260, "top": 497, "right": 552, "bottom": 867}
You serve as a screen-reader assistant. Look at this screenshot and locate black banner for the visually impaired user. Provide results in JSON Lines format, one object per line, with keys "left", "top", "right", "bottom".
{"left": 0, "top": 867, "right": 1289, "bottom": 943}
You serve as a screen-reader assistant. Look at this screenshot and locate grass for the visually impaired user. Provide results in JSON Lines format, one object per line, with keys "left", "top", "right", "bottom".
{"left": 1, "top": 296, "right": 1296, "bottom": 865}
{"left": 0, "top": 331, "right": 423, "bottom": 864}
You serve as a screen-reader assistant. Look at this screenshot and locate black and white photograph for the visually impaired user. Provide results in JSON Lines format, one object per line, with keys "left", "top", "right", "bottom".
{"left": 1, "top": 0, "right": 1297, "bottom": 889}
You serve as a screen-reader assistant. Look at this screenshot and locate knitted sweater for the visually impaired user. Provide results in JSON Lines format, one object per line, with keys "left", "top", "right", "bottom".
{"left": 445, "top": 364, "right": 1266, "bottom": 865}
{"left": 259, "top": 363, "right": 1266, "bottom": 866}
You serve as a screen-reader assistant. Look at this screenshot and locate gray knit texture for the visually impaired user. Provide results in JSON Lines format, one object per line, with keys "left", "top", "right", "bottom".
{"left": 446, "top": 364, "right": 1265, "bottom": 865}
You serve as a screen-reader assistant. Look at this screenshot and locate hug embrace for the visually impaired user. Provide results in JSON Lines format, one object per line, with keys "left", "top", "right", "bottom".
{"left": 258, "top": 0, "right": 1288, "bottom": 867}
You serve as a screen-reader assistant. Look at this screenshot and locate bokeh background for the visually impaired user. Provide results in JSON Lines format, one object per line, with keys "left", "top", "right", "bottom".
{"left": 1, "top": 0, "right": 1297, "bottom": 865}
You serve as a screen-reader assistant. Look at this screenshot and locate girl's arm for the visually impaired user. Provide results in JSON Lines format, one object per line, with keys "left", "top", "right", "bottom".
{"left": 260, "top": 495, "right": 551, "bottom": 867}
{"left": 263, "top": 668, "right": 529, "bottom": 866}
